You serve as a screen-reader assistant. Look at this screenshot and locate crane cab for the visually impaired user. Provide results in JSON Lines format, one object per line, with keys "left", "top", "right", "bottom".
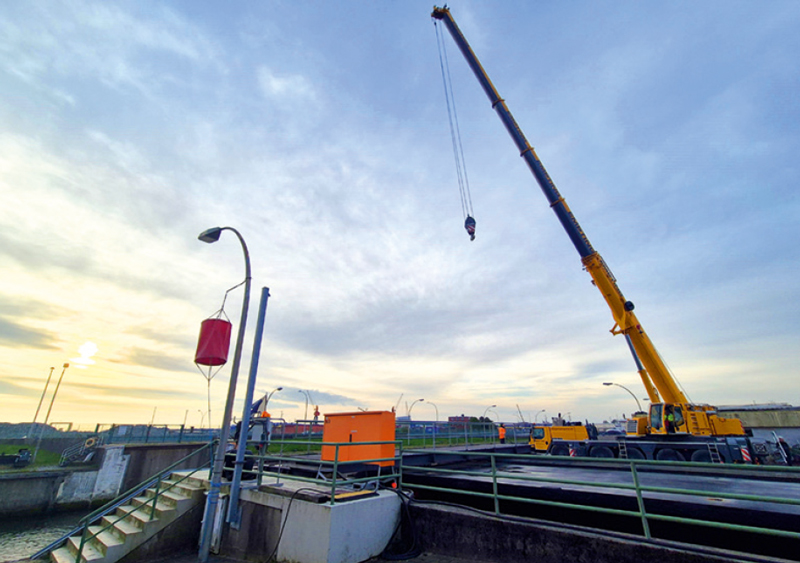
{"left": 648, "top": 402, "right": 686, "bottom": 435}
{"left": 648, "top": 402, "right": 746, "bottom": 436}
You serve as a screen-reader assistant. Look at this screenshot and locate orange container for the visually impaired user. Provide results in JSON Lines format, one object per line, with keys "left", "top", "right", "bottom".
{"left": 321, "top": 410, "right": 396, "bottom": 467}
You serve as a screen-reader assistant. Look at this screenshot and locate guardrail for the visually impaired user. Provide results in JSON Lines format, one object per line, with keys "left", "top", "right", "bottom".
{"left": 98, "top": 424, "right": 219, "bottom": 444}
{"left": 399, "top": 448, "right": 800, "bottom": 555}
{"left": 262, "top": 421, "right": 529, "bottom": 450}
{"left": 236, "top": 439, "right": 403, "bottom": 505}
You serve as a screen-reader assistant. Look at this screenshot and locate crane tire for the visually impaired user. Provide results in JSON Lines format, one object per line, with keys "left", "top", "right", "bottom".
{"left": 589, "top": 446, "right": 614, "bottom": 458}
{"left": 551, "top": 445, "right": 570, "bottom": 456}
{"left": 656, "top": 448, "right": 685, "bottom": 462}
{"left": 84, "top": 437, "right": 97, "bottom": 449}
{"left": 626, "top": 447, "right": 646, "bottom": 460}
{"left": 691, "top": 449, "right": 713, "bottom": 463}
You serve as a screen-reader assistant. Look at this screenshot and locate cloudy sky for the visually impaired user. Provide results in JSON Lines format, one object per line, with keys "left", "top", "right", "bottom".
{"left": 1, "top": 1, "right": 798, "bottom": 430}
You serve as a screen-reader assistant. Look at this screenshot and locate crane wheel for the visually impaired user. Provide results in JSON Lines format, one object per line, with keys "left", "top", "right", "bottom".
{"left": 656, "top": 448, "right": 685, "bottom": 462}
{"left": 691, "top": 449, "right": 713, "bottom": 463}
{"left": 626, "top": 447, "right": 646, "bottom": 460}
{"left": 589, "top": 446, "right": 614, "bottom": 458}
{"left": 551, "top": 445, "right": 570, "bottom": 456}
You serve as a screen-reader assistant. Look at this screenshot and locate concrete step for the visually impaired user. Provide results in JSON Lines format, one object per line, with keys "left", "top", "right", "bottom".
{"left": 114, "top": 504, "right": 159, "bottom": 532}
{"left": 144, "top": 487, "right": 191, "bottom": 508}
{"left": 52, "top": 545, "right": 82, "bottom": 563}
{"left": 129, "top": 496, "right": 173, "bottom": 518}
{"left": 86, "top": 526, "right": 125, "bottom": 560}
{"left": 99, "top": 515, "right": 142, "bottom": 543}
{"left": 162, "top": 477, "right": 206, "bottom": 500}
{"left": 64, "top": 535, "right": 104, "bottom": 562}
{"left": 170, "top": 469, "right": 209, "bottom": 490}
{"left": 50, "top": 471, "right": 208, "bottom": 563}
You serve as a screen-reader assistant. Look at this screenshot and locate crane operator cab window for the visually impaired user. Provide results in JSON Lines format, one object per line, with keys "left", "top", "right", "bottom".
{"left": 663, "top": 405, "right": 683, "bottom": 433}
{"left": 650, "top": 403, "right": 663, "bottom": 431}
{"left": 672, "top": 406, "right": 684, "bottom": 431}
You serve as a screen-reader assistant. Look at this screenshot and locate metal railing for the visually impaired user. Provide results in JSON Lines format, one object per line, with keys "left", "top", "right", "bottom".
{"left": 31, "top": 442, "right": 214, "bottom": 561}
{"left": 263, "top": 420, "right": 529, "bottom": 450}
{"left": 97, "top": 423, "right": 219, "bottom": 445}
{"left": 236, "top": 439, "right": 403, "bottom": 505}
{"left": 398, "top": 448, "right": 800, "bottom": 553}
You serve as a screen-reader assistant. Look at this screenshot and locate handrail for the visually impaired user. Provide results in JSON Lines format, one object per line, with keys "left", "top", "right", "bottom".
{"left": 82, "top": 441, "right": 214, "bottom": 525}
{"left": 30, "top": 441, "right": 213, "bottom": 561}
{"left": 399, "top": 448, "right": 800, "bottom": 556}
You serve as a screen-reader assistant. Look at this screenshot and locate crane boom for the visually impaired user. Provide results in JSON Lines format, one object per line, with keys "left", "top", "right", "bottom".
{"left": 432, "top": 6, "right": 686, "bottom": 405}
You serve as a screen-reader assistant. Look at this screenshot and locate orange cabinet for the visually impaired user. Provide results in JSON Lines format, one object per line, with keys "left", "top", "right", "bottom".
{"left": 321, "top": 410, "right": 396, "bottom": 467}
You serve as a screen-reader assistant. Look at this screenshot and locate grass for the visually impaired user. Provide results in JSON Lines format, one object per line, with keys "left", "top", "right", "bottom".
{"left": 0, "top": 445, "right": 62, "bottom": 471}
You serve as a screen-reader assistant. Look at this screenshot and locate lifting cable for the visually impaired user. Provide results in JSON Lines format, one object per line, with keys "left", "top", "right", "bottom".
{"left": 434, "top": 18, "right": 476, "bottom": 241}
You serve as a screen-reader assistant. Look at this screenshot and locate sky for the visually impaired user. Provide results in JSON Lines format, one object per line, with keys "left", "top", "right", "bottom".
{"left": 1, "top": 1, "right": 798, "bottom": 430}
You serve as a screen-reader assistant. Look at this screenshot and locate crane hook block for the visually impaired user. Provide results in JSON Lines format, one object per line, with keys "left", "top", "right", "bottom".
{"left": 464, "top": 216, "right": 476, "bottom": 241}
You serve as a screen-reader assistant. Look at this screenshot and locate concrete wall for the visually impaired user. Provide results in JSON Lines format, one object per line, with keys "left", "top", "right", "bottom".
{"left": 409, "top": 503, "right": 746, "bottom": 563}
{"left": 55, "top": 446, "right": 129, "bottom": 509}
{"left": 0, "top": 446, "right": 130, "bottom": 515}
{"left": 120, "top": 443, "right": 208, "bottom": 491}
{"left": 219, "top": 486, "right": 400, "bottom": 563}
{"left": 0, "top": 471, "right": 65, "bottom": 515}
{"left": 0, "top": 443, "right": 206, "bottom": 517}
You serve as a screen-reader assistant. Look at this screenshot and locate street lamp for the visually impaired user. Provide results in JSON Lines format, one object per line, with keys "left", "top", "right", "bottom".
{"left": 534, "top": 409, "right": 546, "bottom": 423}
{"left": 197, "top": 409, "right": 206, "bottom": 428}
{"left": 427, "top": 401, "right": 439, "bottom": 449}
{"left": 29, "top": 366, "right": 55, "bottom": 439}
{"left": 298, "top": 390, "right": 310, "bottom": 420}
{"left": 197, "top": 226, "right": 251, "bottom": 563}
{"left": 603, "top": 382, "right": 643, "bottom": 412}
{"left": 427, "top": 401, "right": 439, "bottom": 422}
{"left": 32, "top": 363, "right": 69, "bottom": 462}
{"left": 408, "top": 398, "right": 424, "bottom": 418}
{"left": 482, "top": 404, "right": 497, "bottom": 420}
{"left": 263, "top": 387, "right": 283, "bottom": 413}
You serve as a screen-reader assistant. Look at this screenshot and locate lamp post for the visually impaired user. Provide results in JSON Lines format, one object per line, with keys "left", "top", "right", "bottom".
{"left": 29, "top": 366, "right": 55, "bottom": 440}
{"left": 298, "top": 390, "right": 310, "bottom": 421}
{"left": 197, "top": 226, "right": 251, "bottom": 563}
{"left": 263, "top": 387, "right": 283, "bottom": 413}
{"left": 32, "top": 363, "right": 69, "bottom": 462}
{"left": 427, "top": 401, "right": 439, "bottom": 449}
{"left": 534, "top": 409, "right": 546, "bottom": 423}
{"left": 408, "top": 398, "right": 424, "bottom": 418}
{"left": 603, "top": 382, "right": 643, "bottom": 412}
{"left": 482, "top": 404, "right": 496, "bottom": 420}
{"left": 197, "top": 409, "right": 206, "bottom": 428}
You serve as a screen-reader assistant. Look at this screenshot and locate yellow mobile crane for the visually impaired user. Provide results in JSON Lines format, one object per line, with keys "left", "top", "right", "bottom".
{"left": 432, "top": 7, "right": 762, "bottom": 463}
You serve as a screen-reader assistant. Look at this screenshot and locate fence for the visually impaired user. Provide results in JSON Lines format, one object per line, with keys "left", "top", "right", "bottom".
{"left": 230, "top": 438, "right": 800, "bottom": 560}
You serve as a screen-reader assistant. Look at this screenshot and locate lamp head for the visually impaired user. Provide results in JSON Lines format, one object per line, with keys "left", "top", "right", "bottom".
{"left": 277, "top": 387, "right": 283, "bottom": 391}
{"left": 418, "top": 398, "right": 425, "bottom": 402}
{"left": 198, "top": 227, "right": 223, "bottom": 243}
{"left": 603, "top": 382, "right": 613, "bottom": 386}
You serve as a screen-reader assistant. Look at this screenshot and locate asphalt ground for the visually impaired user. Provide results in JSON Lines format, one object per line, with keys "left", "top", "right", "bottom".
{"left": 142, "top": 551, "right": 494, "bottom": 563}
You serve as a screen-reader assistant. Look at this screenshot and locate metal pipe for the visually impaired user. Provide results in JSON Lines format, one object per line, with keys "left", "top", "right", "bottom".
{"left": 228, "top": 287, "right": 271, "bottom": 528}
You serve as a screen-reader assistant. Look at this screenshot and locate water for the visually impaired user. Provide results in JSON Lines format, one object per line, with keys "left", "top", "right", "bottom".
{"left": 0, "top": 511, "right": 88, "bottom": 562}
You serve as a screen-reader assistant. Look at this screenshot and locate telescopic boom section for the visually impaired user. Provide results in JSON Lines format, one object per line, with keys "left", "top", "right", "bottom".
{"left": 432, "top": 6, "right": 687, "bottom": 405}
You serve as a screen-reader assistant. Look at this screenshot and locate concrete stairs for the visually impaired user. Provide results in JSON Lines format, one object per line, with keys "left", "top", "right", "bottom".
{"left": 51, "top": 471, "right": 206, "bottom": 563}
